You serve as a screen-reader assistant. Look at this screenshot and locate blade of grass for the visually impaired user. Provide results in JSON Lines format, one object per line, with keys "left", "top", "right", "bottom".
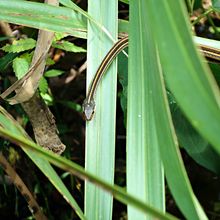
{"left": 150, "top": 52, "right": 208, "bottom": 219}
{"left": 0, "top": 0, "right": 116, "bottom": 42}
{"left": 118, "top": 21, "right": 220, "bottom": 51}
{"left": 0, "top": 0, "right": 87, "bottom": 38}
{"left": 194, "top": 36, "right": 220, "bottom": 49}
{"left": 85, "top": 0, "right": 118, "bottom": 219}
{"left": 0, "top": 124, "right": 178, "bottom": 220}
{"left": 0, "top": 107, "right": 85, "bottom": 220}
{"left": 145, "top": 1, "right": 211, "bottom": 219}
{"left": 147, "top": 1, "right": 220, "bottom": 154}
{"left": 1, "top": 0, "right": 220, "bottom": 55}
{"left": 60, "top": 0, "right": 116, "bottom": 43}
{"left": 126, "top": 1, "right": 164, "bottom": 219}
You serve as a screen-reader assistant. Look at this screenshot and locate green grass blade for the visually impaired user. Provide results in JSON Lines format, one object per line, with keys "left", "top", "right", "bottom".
{"left": 118, "top": 21, "right": 220, "bottom": 52}
{"left": 145, "top": 1, "right": 212, "bottom": 219}
{"left": 0, "top": 0, "right": 87, "bottom": 38}
{"left": 147, "top": 1, "right": 220, "bottom": 154}
{"left": 150, "top": 54, "right": 208, "bottom": 219}
{"left": 85, "top": 0, "right": 118, "bottom": 219}
{"left": 126, "top": 1, "right": 164, "bottom": 219}
{"left": 1, "top": 0, "right": 220, "bottom": 55}
{"left": 171, "top": 106, "right": 220, "bottom": 174}
{"left": 0, "top": 107, "right": 85, "bottom": 220}
{"left": 194, "top": 36, "right": 220, "bottom": 49}
{"left": 0, "top": 0, "right": 116, "bottom": 41}
{"left": 0, "top": 125, "right": 178, "bottom": 220}
{"left": 60, "top": 0, "right": 116, "bottom": 43}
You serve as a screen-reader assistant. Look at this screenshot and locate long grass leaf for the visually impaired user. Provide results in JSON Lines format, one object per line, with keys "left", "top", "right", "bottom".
{"left": 0, "top": 107, "right": 85, "bottom": 220}
{"left": 150, "top": 53, "right": 208, "bottom": 219}
{"left": 145, "top": 1, "right": 211, "bottom": 219}
{"left": 0, "top": 0, "right": 87, "bottom": 38}
{"left": 147, "top": 1, "right": 220, "bottom": 154}
{"left": 85, "top": 0, "right": 118, "bottom": 219}
{"left": 126, "top": 1, "right": 165, "bottom": 219}
{"left": 0, "top": 125, "right": 178, "bottom": 220}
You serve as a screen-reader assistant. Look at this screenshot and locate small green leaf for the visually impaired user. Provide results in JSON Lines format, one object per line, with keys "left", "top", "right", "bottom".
{"left": 54, "top": 32, "right": 69, "bottom": 41}
{"left": 44, "top": 69, "right": 65, "bottom": 77}
{"left": 52, "top": 40, "right": 86, "bottom": 53}
{"left": 46, "top": 57, "right": 55, "bottom": 66}
{"left": 40, "top": 93, "right": 54, "bottom": 105}
{"left": 12, "top": 57, "right": 29, "bottom": 79}
{"left": 20, "top": 52, "right": 33, "bottom": 63}
{"left": 39, "top": 76, "right": 48, "bottom": 94}
{"left": 60, "top": 172, "right": 70, "bottom": 179}
{"left": 1, "top": 38, "right": 36, "bottom": 53}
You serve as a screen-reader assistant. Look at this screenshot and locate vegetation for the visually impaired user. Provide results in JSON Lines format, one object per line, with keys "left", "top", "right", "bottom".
{"left": 0, "top": 0, "right": 220, "bottom": 219}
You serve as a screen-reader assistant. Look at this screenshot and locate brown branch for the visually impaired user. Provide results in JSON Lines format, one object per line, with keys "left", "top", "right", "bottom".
{"left": 0, "top": 21, "right": 14, "bottom": 43}
{"left": 0, "top": 0, "right": 66, "bottom": 155}
{"left": 21, "top": 94, "right": 66, "bottom": 154}
{"left": 0, "top": 152, "right": 48, "bottom": 220}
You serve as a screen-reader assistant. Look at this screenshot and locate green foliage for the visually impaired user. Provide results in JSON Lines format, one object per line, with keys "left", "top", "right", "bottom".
{"left": 119, "top": 0, "right": 129, "bottom": 4}
{"left": 12, "top": 57, "right": 29, "bottom": 79}
{"left": 213, "top": 0, "right": 220, "bottom": 10}
{"left": 85, "top": 1, "right": 118, "bottom": 219}
{"left": 45, "top": 57, "right": 55, "bottom": 66}
{"left": 54, "top": 32, "right": 69, "bottom": 41}
{"left": 0, "top": 0, "right": 220, "bottom": 219}
{"left": 0, "top": 107, "right": 85, "bottom": 219}
{"left": 12, "top": 52, "right": 33, "bottom": 79}
{"left": 118, "top": 48, "right": 128, "bottom": 117}
{"left": 52, "top": 41, "right": 86, "bottom": 52}
{"left": 210, "top": 62, "right": 220, "bottom": 86}
{"left": 44, "top": 69, "right": 65, "bottom": 77}
{"left": 1, "top": 38, "right": 36, "bottom": 53}
{"left": 38, "top": 76, "right": 48, "bottom": 94}
{"left": 0, "top": 121, "right": 177, "bottom": 220}
{"left": 171, "top": 104, "right": 220, "bottom": 174}
{"left": 40, "top": 93, "right": 54, "bottom": 106}
{"left": 0, "top": 53, "right": 17, "bottom": 73}
{"left": 127, "top": 2, "right": 165, "bottom": 219}
{"left": 0, "top": 0, "right": 87, "bottom": 38}
{"left": 0, "top": 36, "right": 14, "bottom": 41}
